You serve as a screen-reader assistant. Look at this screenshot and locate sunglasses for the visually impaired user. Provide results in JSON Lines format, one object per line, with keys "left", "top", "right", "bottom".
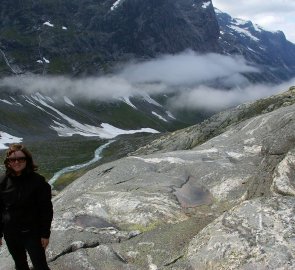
{"left": 7, "top": 157, "right": 27, "bottom": 163}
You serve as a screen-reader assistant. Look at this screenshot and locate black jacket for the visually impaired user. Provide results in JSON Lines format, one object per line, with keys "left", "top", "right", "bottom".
{"left": 0, "top": 172, "right": 53, "bottom": 239}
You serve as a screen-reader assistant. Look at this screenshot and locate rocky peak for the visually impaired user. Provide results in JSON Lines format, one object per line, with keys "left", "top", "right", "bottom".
{"left": 215, "top": 8, "right": 295, "bottom": 82}
{"left": 104, "top": 0, "right": 220, "bottom": 56}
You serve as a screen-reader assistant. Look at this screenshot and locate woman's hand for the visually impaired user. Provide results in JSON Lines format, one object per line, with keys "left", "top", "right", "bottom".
{"left": 41, "top": 238, "right": 49, "bottom": 249}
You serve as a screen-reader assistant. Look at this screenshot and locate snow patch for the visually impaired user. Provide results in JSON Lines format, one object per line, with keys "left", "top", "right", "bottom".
{"left": 0, "top": 132, "right": 23, "bottom": 150}
{"left": 229, "top": 25, "right": 259, "bottom": 42}
{"left": 119, "top": 96, "right": 137, "bottom": 109}
{"left": 141, "top": 93, "right": 162, "bottom": 107}
{"left": 0, "top": 99, "right": 13, "bottom": 105}
{"left": 43, "top": 57, "right": 50, "bottom": 64}
{"left": 37, "top": 58, "right": 50, "bottom": 64}
{"left": 0, "top": 98, "right": 22, "bottom": 106}
{"left": 152, "top": 112, "right": 168, "bottom": 122}
{"left": 202, "top": 1, "right": 211, "bottom": 9}
{"left": 234, "top": 18, "right": 248, "bottom": 26}
{"left": 43, "top": 21, "right": 54, "bottom": 27}
{"left": 64, "top": 96, "right": 74, "bottom": 106}
{"left": 254, "top": 24, "right": 265, "bottom": 32}
{"left": 111, "top": 0, "right": 122, "bottom": 11}
{"left": 51, "top": 121, "right": 159, "bottom": 138}
{"left": 166, "top": 111, "right": 176, "bottom": 119}
{"left": 28, "top": 93, "right": 159, "bottom": 138}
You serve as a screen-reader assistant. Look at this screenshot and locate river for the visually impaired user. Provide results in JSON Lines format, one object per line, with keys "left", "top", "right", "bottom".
{"left": 48, "top": 140, "right": 115, "bottom": 186}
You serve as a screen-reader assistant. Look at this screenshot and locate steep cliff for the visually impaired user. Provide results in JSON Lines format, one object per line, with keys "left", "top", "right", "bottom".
{"left": 0, "top": 0, "right": 219, "bottom": 76}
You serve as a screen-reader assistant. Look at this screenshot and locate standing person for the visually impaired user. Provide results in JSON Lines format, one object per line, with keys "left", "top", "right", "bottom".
{"left": 0, "top": 144, "right": 53, "bottom": 270}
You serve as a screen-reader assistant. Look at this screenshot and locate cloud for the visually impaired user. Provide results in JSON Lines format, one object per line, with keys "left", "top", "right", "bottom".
{"left": 1, "top": 50, "right": 292, "bottom": 113}
{"left": 0, "top": 75, "right": 137, "bottom": 101}
{"left": 0, "top": 51, "right": 258, "bottom": 100}
{"left": 168, "top": 78, "right": 295, "bottom": 111}
{"left": 119, "top": 50, "right": 258, "bottom": 86}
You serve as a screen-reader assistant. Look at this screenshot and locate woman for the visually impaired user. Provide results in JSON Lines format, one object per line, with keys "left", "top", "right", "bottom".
{"left": 0, "top": 144, "right": 53, "bottom": 270}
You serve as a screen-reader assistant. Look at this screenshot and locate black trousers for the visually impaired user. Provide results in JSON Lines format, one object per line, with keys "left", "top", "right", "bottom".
{"left": 4, "top": 231, "right": 50, "bottom": 270}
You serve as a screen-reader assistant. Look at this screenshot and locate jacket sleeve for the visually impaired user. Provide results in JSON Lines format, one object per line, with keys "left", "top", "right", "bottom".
{"left": 36, "top": 177, "right": 53, "bottom": 239}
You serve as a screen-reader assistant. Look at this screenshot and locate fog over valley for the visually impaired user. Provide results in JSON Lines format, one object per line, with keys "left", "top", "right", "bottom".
{"left": 1, "top": 51, "right": 294, "bottom": 111}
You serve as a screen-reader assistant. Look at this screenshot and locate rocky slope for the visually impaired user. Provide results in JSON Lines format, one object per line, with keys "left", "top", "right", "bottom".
{"left": 2, "top": 87, "right": 295, "bottom": 269}
{"left": 0, "top": 0, "right": 219, "bottom": 76}
{"left": 1, "top": 0, "right": 295, "bottom": 160}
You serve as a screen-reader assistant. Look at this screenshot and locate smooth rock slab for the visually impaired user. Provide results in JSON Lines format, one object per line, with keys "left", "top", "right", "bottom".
{"left": 49, "top": 245, "right": 135, "bottom": 270}
{"left": 187, "top": 196, "right": 295, "bottom": 270}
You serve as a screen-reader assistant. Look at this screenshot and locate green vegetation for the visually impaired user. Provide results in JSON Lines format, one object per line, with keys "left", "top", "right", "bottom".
{"left": 121, "top": 221, "right": 164, "bottom": 233}
{"left": 51, "top": 170, "right": 87, "bottom": 190}
{"left": 24, "top": 137, "right": 105, "bottom": 180}
{"left": 0, "top": 28, "right": 37, "bottom": 45}
{"left": 45, "top": 57, "right": 71, "bottom": 74}
{"left": 0, "top": 132, "right": 159, "bottom": 189}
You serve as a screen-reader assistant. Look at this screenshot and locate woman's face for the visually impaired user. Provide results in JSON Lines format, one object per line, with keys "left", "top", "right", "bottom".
{"left": 7, "top": 150, "right": 27, "bottom": 176}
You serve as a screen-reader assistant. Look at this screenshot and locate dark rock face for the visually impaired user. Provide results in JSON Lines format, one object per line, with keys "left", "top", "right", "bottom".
{"left": 104, "top": 0, "right": 220, "bottom": 57}
{"left": 0, "top": 0, "right": 220, "bottom": 76}
{"left": 1, "top": 0, "right": 295, "bottom": 82}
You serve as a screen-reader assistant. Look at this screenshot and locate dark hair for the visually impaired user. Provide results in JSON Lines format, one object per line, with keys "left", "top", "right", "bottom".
{"left": 4, "top": 144, "right": 38, "bottom": 175}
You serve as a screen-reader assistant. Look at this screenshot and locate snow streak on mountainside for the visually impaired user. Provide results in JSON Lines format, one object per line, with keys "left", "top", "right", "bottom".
{"left": 1, "top": 0, "right": 295, "bottom": 148}
{"left": 0, "top": 131, "right": 22, "bottom": 150}
{"left": 0, "top": 92, "right": 160, "bottom": 148}
{"left": 215, "top": 8, "right": 295, "bottom": 82}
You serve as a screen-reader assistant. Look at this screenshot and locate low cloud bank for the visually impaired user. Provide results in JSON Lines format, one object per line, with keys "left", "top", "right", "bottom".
{"left": 0, "top": 50, "right": 294, "bottom": 111}
{"left": 169, "top": 80, "right": 295, "bottom": 111}
{"left": 119, "top": 51, "right": 258, "bottom": 86}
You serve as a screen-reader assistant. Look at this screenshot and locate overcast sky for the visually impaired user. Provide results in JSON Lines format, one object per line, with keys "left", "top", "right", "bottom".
{"left": 212, "top": 0, "right": 295, "bottom": 43}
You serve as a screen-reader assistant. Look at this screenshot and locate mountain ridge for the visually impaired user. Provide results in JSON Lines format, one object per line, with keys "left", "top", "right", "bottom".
{"left": 1, "top": 0, "right": 295, "bottom": 182}
{"left": 1, "top": 0, "right": 295, "bottom": 81}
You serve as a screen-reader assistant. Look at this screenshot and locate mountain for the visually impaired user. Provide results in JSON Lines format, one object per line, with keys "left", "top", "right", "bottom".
{"left": 1, "top": 0, "right": 295, "bottom": 179}
{"left": 0, "top": 0, "right": 220, "bottom": 76}
{"left": 0, "top": 91, "right": 182, "bottom": 179}
{"left": 1, "top": 0, "right": 295, "bottom": 80}
{"left": 2, "top": 86, "right": 295, "bottom": 269}
{"left": 215, "top": 8, "right": 295, "bottom": 83}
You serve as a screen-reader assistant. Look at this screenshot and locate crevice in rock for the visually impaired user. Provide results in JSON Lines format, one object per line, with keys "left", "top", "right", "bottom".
{"left": 48, "top": 241, "right": 100, "bottom": 263}
{"left": 97, "top": 167, "right": 114, "bottom": 176}
{"left": 164, "top": 255, "right": 184, "bottom": 266}
{"left": 115, "top": 177, "right": 136, "bottom": 185}
{"left": 178, "top": 176, "right": 191, "bottom": 189}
